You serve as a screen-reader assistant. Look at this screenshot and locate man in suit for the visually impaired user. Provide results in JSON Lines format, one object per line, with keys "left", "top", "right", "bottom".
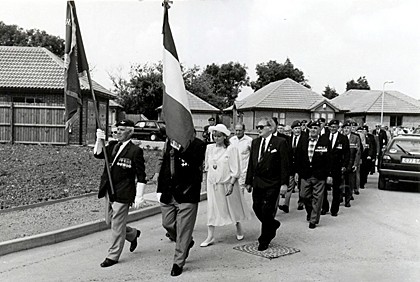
{"left": 295, "top": 120, "right": 332, "bottom": 229}
{"left": 321, "top": 119, "right": 350, "bottom": 216}
{"left": 245, "top": 117, "right": 289, "bottom": 251}
{"left": 279, "top": 120, "right": 307, "bottom": 212}
{"left": 156, "top": 136, "right": 206, "bottom": 276}
{"left": 203, "top": 117, "right": 216, "bottom": 144}
{"left": 342, "top": 121, "right": 361, "bottom": 207}
{"left": 359, "top": 125, "right": 376, "bottom": 189}
{"left": 318, "top": 117, "right": 330, "bottom": 136}
{"left": 94, "top": 119, "right": 146, "bottom": 267}
{"left": 301, "top": 119, "right": 309, "bottom": 138}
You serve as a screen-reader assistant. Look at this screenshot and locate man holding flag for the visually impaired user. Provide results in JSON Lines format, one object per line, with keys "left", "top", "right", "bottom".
{"left": 155, "top": 0, "right": 205, "bottom": 277}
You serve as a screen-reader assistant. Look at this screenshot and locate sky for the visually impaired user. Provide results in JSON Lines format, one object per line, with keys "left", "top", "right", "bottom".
{"left": 2, "top": 0, "right": 420, "bottom": 101}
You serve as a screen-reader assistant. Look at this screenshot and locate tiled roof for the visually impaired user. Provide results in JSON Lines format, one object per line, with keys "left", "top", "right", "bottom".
{"left": 157, "top": 90, "right": 220, "bottom": 112}
{"left": 237, "top": 78, "right": 344, "bottom": 111}
{"left": 0, "top": 46, "right": 114, "bottom": 98}
{"left": 332, "top": 89, "right": 420, "bottom": 114}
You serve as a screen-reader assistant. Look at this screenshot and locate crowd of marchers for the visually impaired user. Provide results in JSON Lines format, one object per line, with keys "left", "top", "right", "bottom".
{"left": 92, "top": 115, "right": 388, "bottom": 277}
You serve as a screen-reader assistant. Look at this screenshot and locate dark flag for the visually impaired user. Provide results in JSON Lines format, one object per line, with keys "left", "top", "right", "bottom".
{"left": 162, "top": 1, "right": 195, "bottom": 151}
{"left": 64, "top": 0, "right": 89, "bottom": 129}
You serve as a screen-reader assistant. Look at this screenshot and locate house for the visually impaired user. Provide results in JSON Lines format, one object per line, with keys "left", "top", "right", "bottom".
{"left": 0, "top": 46, "right": 116, "bottom": 145}
{"left": 157, "top": 90, "right": 220, "bottom": 129}
{"left": 234, "top": 78, "right": 347, "bottom": 130}
{"left": 332, "top": 89, "right": 420, "bottom": 129}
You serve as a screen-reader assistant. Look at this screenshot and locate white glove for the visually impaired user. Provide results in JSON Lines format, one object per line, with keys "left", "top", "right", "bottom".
{"left": 326, "top": 176, "right": 333, "bottom": 185}
{"left": 96, "top": 129, "right": 106, "bottom": 140}
{"left": 134, "top": 183, "right": 146, "bottom": 209}
{"left": 156, "top": 192, "right": 162, "bottom": 202}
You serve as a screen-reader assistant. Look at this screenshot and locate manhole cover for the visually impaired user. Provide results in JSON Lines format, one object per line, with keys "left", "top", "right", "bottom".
{"left": 233, "top": 242, "right": 300, "bottom": 259}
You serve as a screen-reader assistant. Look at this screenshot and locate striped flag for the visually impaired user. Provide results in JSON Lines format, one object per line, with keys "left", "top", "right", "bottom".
{"left": 162, "top": 3, "right": 194, "bottom": 151}
{"left": 64, "top": 1, "right": 89, "bottom": 129}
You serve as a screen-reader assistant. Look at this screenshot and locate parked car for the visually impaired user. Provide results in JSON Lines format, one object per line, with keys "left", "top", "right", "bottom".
{"left": 132, "top": 120, "right": 166, "bottom": 141}
{"left": 378, "top": 134, "right": 420, "bottom": 190}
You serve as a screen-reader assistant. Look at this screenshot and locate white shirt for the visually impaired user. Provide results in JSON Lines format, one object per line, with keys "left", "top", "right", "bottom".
{"left": 230, "top": 134, "right": 253, "bottom": 185}
{"left": 330, "top": 132, "right": 337, "bottom": 148}
{"left": 292, "top": 134, "right": 301, "bottom": 148}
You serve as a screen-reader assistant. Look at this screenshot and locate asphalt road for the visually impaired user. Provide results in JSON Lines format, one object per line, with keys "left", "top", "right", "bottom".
{"left": 1, "top": 174, "right": 419, "bottom": 281}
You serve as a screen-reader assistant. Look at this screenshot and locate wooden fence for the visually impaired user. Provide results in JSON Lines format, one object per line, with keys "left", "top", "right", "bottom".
{"left": 0, "top": 102, "right": 66, "bottom": 145}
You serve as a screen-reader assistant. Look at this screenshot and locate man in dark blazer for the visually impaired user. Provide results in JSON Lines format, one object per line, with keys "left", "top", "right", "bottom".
{"left": 318, "top": 117, "right": 330, "bottom": 136}
{"left": 359, "top": 125, "right": 376, "bottom": 189}
{"left": 156, "top": 136, "right": 206, "bottom": 276}
{"left": 94, "top": 119, "right": 146, "bottom": 268}
{"left": 279, "top": 120, "right": 307, "bottom": 213}
{"left": 246, "top": 117, "right": 289, "bottom": 251}
{"left": 342, "top": 121, "right": 361, "bottom": 207}
{"left": 202, "top": 117, "right": 216, "bottom": 144}
{"left": 295, "top": 120, "right": 332, "bottom": 229}
{"left": 322, "top": 119, "right": 350, "bottom": 216}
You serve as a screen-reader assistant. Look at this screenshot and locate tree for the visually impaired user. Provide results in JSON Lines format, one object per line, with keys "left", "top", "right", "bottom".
{"left": 323, "top": 85, "right": 339, "bottom": 99}
{"left": 202, "top": 62, "right": 250, "bottom": 108}
{"left": 250, "top": 58, "right": 310, "bottom": 91}
{"left": 110, "top": 62, "right": 163, "bottom": 119}
{"left": 0, "top": 21, "right": 65, "bottom": 57}
{"left": 346, "top": 76, "right": 370, "bottom": 91}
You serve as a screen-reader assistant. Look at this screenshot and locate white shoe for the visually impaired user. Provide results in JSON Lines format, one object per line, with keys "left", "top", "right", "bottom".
{"left": 200, "top": 238, "right": 215, "bottom": 247}
{"left": 236, "top": 234, "right": 244, "bottom": 241}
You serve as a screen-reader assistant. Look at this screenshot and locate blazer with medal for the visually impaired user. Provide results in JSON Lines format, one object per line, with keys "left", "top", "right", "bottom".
{"left": 95, "top": 140, "right": 146, "bottom": 204}
{"left": 245, "top": 135, "right": 290, "bottom": 189}
{"left": 295, "top": 134, "right": 332, "bottom": 180}
{"left": 328, "top": 132, "right": 350, "bottom": 175}
{"left": 157, "top": 138, "right": 206, "bottom": 204}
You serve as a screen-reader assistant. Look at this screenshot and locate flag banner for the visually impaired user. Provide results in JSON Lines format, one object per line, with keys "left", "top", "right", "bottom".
{"left": 64, "top": 1, "right": 89, "bottom": 129}
{"left": 162, "top": 3, "right": 194, "bottom": 151}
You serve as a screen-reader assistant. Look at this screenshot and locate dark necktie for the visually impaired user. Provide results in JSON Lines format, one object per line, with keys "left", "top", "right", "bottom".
{"left": 259, "top": 138, "right": 266, "bottom": 162}
{"left": 293, "top": 136, "right": 297, "bottom": 148}
{"left": 111, "top": 142, "right": 122, "bottom": 162}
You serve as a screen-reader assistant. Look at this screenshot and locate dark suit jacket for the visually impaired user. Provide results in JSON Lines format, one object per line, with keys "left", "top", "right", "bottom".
{"left": 346, "top": 133, "right": 362, "bottom": 169}
{"left": 291, "top": 134, "right": 308, "bottom": 174}
{"left": 157, "top": 138, "right": 206, "bottom": 204}
{"left": 245, "top": 135, "right": 289, "bottom": 189}
{"left": 295, "top": 134, "right": 331, "bottom": 180}
{"left": 372, "top": 129, "right": 388, "bottom": 150}
{"left": 362, "top": 133, "right": 377, "bottom": 160}
{"left": 328, "top": 132, "right": 350, "bottom": 176}
{"left": 95, "top": 140, "right": 146, "bottom": 204}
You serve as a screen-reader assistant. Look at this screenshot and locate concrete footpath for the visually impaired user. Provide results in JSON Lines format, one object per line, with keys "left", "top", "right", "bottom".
{"left": 1, "top": 174, "right": 419, "bottom": 281}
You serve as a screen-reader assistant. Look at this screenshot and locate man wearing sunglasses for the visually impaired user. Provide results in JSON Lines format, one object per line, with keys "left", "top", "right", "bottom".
{"left": 245, "top": 117, "right": 289, "bottom": 251}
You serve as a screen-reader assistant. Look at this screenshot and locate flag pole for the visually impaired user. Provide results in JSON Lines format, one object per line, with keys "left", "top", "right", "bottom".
{"left": 67, "top": 1, "right": 115, "bottom": 197}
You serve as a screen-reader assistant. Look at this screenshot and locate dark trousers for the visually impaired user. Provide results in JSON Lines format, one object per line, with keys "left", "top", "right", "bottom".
{"left": 252, "top": 187, "right": 281, "bottom": 245}
{"left": 322, "top": 173, "right": 342, "bottom": 214}
{"left": 360, "top": 158, "right": 372, "bottom": 188}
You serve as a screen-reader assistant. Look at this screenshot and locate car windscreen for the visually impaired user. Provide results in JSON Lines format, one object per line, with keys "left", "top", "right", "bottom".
{"left": 390, "top": 139, "right": 420, "bottom": 154}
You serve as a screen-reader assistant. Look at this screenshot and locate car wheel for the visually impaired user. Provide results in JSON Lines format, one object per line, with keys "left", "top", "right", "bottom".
{"left": 150, "top": 134, "right": 157, "bottom": 141}
{"left": 378, "top": 174, "right": 387, "bottom": 190}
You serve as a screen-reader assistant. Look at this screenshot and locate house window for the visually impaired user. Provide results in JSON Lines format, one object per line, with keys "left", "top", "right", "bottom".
{"left": 273, "top": 112, "right": 285, "bottom": 125}
{"left": 390, "top": 115, "right": 403, "bottom": 127}
{"left": 312, "top": 112, "right": 334, "bottom": 122}
{"left": 12, "top": 97, "right": 43, "bottom": 103}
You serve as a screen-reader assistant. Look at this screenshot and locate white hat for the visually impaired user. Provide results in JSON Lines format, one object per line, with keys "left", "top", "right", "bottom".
{"left": 208, "top": 124, "right": 231, "bottom": 137}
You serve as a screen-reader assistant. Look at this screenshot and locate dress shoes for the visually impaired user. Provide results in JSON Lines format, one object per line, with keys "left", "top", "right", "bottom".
{"left": 257, "top": 242, "right": 269, "bottom": 251}
{"left": 345, "top": 202, "right": 351, "bottom": 208}
{"left": 165, "top": 232, "right": 175, "bottom": 242}
{"left": 100, "top": 258, "right": 118, "bottom": 268}
{"left": 321, "top": 210, "right": 327, "bottom": 215}
{"left": 297, "top": 204, "right": 304, "bottom": 210}
{"left": 185, "top": 240, "right": 194, "bottom": 259}
{"left": 306, "top": 214, "right": 311, "bottom": 221}
{"left": 354, "top": 190, "right": 360, "bottom": 195}
{"left": 309, "top": 223, "right": 316, "bottom": 229}
{"left": 350, "top": 196, "right": 354, "bottom": 200}
{"left": 200, "top": 238, "right": 215, "bottom": 247}
{"left": 170, "top": 264, "right": 183, "bottom": 276}
{"left": 130, "top": 230, "right": 141, "bottom": 252}
{"left": 331, "top": 213, "right": 338, "bottom": 217}
{"left": 279, "top": 205, "right": 289, "bottom": 213}
{"left": 360, "top": 186, "right": 365, "bottom": 189}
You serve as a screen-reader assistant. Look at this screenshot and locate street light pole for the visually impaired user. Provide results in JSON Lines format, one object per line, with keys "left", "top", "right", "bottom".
{"left": 380, "top": 81, "right": 394, "bottom": 125}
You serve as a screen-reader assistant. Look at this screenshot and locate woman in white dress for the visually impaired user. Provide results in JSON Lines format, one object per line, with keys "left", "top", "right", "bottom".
{"left": 200, "top": 124, "right": 251, "bottom": 247}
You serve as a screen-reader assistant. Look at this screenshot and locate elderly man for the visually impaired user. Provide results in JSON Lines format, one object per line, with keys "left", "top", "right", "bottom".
{"left": 246, "top": 117, "right": 289, "bottom": 251}
{"left": 229, "top": 123, "right": 253, "bottom": 193}
{"left": 94, "top": 119, "right": 146, "bottom": 267}
{"left": 295, "top": 120, "right": 331, "bottom": 229}
{"left": 203, "top": 117, "right": 216, "bottom": 144}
